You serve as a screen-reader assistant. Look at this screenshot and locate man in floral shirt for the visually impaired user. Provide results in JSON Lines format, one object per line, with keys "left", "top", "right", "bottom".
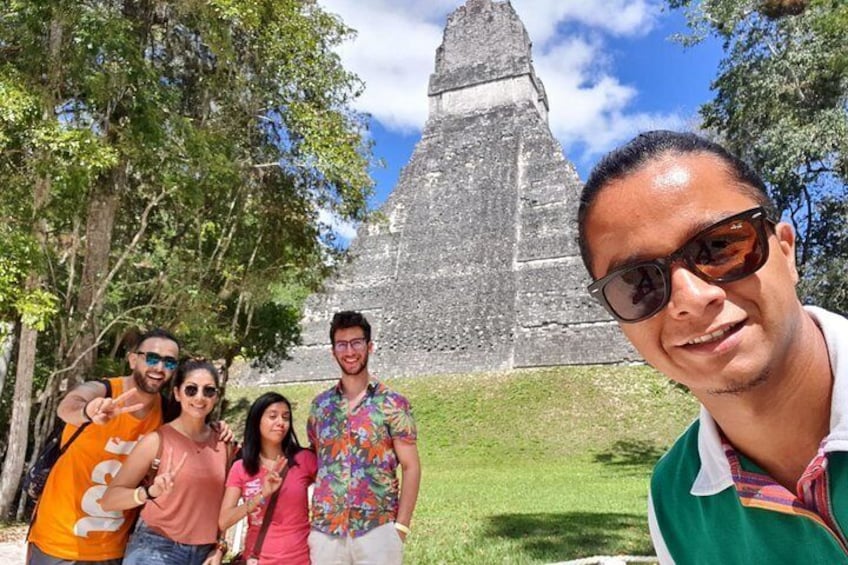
{"left": 307, "top": 310, "right": 421, "bottom": 564}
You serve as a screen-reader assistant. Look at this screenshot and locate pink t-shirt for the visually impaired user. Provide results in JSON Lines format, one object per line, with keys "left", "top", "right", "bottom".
{"left": 226, "top": 449, "right": 317, "bottom": 564}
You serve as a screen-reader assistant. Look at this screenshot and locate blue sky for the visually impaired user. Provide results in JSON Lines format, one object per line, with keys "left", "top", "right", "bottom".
{"left": 316, "top": 0, "right": 724, "bottom": 239}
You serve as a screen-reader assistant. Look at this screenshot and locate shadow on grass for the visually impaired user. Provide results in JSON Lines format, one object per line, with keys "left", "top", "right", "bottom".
{"left": 486, "top": 512, "right": 654, "bottom": 560}
{"left": 593, "top": 439, "right": 666, "bottom": 469}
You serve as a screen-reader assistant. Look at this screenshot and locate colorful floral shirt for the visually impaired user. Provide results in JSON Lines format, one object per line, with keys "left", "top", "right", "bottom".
{"left": 307, "top": 378, "right": 417, "bottom": 537}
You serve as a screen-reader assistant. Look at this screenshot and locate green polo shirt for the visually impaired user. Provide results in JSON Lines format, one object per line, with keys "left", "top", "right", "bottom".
{"left": 649, "top": 307, "right": 848, "bottom": 564}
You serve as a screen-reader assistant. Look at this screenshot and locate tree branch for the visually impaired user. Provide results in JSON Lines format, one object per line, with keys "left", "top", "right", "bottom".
{"left": 64, "top": 190, "right": 168, "bottom": 361}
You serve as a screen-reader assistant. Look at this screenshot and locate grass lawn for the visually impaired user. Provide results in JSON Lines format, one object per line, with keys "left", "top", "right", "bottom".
{"left": 224, "top": 364, "right": 699, "bottom": 564}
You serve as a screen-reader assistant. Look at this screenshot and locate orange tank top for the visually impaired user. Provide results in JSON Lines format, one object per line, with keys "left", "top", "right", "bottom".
{"left": 28, "top": 377, "right": 163, "bottom": 561}
{"left": 139, "top": 424, "right": 228, "bottom": 544}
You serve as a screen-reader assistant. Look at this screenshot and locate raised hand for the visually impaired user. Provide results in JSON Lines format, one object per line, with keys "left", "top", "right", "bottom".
{"left": 211, "top": 420, "right": 235, "bottom": 443}
{"left": 148, "top": 448, "right": 188, "bottom": 499}
{"left": 260, "top": 455, "right": 288, "bottom": 498}
{"left": 86, "top": 388, "right": 145, "bottom": 425}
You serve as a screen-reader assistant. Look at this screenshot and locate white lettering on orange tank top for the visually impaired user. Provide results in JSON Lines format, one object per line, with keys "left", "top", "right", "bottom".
{"left": 73, "top": 437, "right": 137, "bottom": 537}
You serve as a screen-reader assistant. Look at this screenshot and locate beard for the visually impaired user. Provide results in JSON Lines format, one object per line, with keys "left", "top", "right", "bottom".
{"left": 707, "top": 368, "right": 771, "bottom": 396}
{"left": 133, "top": 367, "right": 164, "bottom": 394}
{"left": 337, "top": 352, "right": 369, "bottom": 377}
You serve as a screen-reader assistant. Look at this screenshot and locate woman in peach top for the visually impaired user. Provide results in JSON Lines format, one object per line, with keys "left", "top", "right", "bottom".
{"left": 102, "top": 359, "right": 230, "bottom": 565}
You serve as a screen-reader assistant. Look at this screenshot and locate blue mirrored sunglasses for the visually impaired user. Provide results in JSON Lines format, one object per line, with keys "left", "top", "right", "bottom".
{"left": 136, "top": 351, "right": 179, "bottom": 371}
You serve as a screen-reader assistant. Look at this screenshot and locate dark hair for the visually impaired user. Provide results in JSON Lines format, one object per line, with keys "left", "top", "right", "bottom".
{"left": 164, "top": 358, "right": 220, "bottom": 423}
{"left": 330, "top": 310, "right": 371, "bottom": 344}
{"left": 577, "top": 130, "right": 777, "bottom": 275}
{"left": 134, "top": 327, "right": 181, "bottom": 352}
{"left": 241, "top": 392, "right": 303, "bottom": 475}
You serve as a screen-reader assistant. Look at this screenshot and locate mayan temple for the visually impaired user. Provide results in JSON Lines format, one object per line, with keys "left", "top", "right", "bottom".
{"left": 253, "top": 0, "right": 636, "bottom": 383}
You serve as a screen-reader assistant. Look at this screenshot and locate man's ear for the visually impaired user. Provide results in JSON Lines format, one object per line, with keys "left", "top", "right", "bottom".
{"left": 775, "top": 221, "right": 799, "bottom": 284}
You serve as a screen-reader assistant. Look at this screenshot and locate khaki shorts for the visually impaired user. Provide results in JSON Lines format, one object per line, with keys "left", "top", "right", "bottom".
{"left": 308, "top": 522, "right": 404, "bottom": 565}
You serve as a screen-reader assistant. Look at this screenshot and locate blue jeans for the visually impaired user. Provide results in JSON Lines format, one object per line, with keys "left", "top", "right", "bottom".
{"left": 122, "top": 520, "right": 215, "bottom": 565}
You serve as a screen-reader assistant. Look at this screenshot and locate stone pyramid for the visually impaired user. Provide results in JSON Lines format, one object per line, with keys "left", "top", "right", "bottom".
{"left": 255, "top": 0, "right": 636, "bottom": 383}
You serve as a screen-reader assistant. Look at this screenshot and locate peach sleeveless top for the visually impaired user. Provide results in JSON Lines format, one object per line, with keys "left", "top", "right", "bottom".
{"left": 138, "top": 423, "right": 228, "bottom": 544}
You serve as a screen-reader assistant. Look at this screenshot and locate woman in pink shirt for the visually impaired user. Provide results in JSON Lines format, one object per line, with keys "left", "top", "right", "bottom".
{"left": 219, "top": 392, "right": 317, "bottom": 564}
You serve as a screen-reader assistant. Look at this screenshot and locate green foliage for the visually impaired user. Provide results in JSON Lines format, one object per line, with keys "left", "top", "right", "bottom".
{"left": 14, "top": 289, "right": 58, "bottom": 332}
{"left": 0, "top": 3, "right": 375, "bottom": 507}
{"left": 0, "top": 234, "right": 29, "bottom": 317}
{"left": 226, "top": 365, "right": 698, "bottom": 563}
{"left": 0, "top": 0, "right": 374, "bottom": 373}
{"left": 670, "top": 0, "right": 848, "bottom": 312}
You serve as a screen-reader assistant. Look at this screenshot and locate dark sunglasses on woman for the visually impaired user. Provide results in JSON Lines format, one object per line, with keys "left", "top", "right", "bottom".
{"left": 182, "top": 384, "right": 219, "bottom": 398}
{"left": 588, "top": 207, "right": 776, "bottom": 323}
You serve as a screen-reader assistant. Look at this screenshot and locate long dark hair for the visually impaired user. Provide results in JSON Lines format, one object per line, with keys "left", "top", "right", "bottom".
{"left": 164, "top": 358, "right": 221, "bottom": 423}
{"left": 242, "top": 392, "right": 303, "bottom": 475}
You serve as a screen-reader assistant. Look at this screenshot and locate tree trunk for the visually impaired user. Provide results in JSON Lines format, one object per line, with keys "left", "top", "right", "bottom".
{"left": 0, "top": 321, "right": 14, "bottom": 400}
{"left": 0, "top": 289, "right": 38, "bottom": 518}
{"left": 65, "top": 172, "right": 121, "bottom": 386}
{"left": 0, "top": 10, "right": 62, "bottom": 519}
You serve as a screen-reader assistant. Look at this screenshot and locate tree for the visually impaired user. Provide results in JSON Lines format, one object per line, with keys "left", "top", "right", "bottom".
{"left": 0, "top": 0, "right": 373, "bottom": 518}
{"left": 669, "top": 0, "right": 848, "bottom": 313}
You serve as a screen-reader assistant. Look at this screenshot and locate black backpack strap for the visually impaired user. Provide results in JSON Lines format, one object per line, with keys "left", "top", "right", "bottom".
{"left": 57, "top": 423, "right": 90, "bottom": 454}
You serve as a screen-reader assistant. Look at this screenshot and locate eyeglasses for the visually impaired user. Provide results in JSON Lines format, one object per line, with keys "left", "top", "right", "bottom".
{"left": 182, "top": 384, "right": 218, "bottom": 398}
{"left": 333, "top": 338, "right": 368, "bottom": 353}
{"left": 136, "top": 351, "right": 179, "bottom": 371}
{"left": 587, "top": 207, "right": 775, "bottom": 323}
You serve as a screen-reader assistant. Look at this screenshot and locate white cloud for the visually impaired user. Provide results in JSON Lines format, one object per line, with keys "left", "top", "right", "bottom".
{"left": 322, "top": 0, "right": 443, "bottom": 131}
{"left": 533, "top": 36, "right": 685, "bottom": 157}
{"left": 513, "top": 0, "right": 660, "bottom": 46}
{"left": 318, "top": 208, "right": 359, "bottom": 243}
{"left": 319, "top": 0, "right": 682, "bottom": 158}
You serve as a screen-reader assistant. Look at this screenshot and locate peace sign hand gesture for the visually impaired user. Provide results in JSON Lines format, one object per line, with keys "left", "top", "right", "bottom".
{"left": 147, "top": 448, "right": 188, "bottom": 500}
{"left": 260, "top": 455, "right": 288, "bottom": 498}
{"left": 85, "top": 388, "right": 145, "bottom": 425}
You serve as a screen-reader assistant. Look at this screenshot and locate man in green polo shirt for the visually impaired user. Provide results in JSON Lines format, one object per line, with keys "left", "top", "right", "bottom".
{"left": 578, "top": 130, "right": 848, "bottom": 563}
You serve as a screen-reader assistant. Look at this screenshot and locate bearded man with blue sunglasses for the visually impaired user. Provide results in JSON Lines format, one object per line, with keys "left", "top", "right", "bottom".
{"left": 27, "top": 328, "right": 232, "bottom": 565}
{"left": 578, "top": 130, "right": 848, "bottom": 563}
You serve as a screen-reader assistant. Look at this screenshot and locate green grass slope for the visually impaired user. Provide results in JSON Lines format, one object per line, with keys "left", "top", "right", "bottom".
{"left": 224, "top": 365, "right": 699, "bottom": 564}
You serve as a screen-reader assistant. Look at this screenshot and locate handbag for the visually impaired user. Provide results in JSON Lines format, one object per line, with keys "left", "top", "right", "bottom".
{"left": 226, "top": 466, "right": 288, "bottom": 565}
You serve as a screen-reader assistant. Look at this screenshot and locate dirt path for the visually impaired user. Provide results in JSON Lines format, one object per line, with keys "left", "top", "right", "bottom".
{"left": 0, "top": 540, "right": 25, "bottom": 561}
{"left": 0, "top": 525, "right": 26, "bottom": 561}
